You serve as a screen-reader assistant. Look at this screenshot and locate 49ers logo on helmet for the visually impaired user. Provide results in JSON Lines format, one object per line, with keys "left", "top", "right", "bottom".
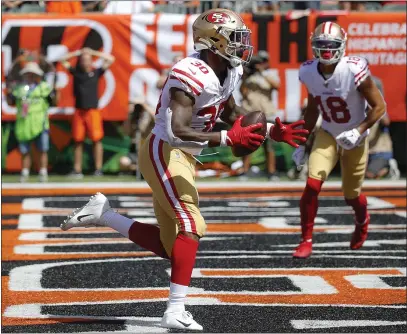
{"left": 206, "top": 12, "right": 231, "bottom": 24}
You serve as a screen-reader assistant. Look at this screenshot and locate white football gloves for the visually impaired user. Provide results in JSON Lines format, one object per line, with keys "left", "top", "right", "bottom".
{"left": 335, "top": 128, "right": 362, "bottom": 150}
{"left": 292, "top": 146, "right": 307, "bottom": 170}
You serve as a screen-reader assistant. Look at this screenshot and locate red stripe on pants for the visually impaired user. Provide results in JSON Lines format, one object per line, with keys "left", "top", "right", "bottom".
{"left": 157, "top": 139, "right": 197, "bottom": 234}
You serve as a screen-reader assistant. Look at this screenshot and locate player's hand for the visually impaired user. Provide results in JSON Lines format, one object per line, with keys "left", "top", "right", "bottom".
{"left": 270, "top": 118, "right": 309, "bottom": 148}
{"left": 335, "top": 128, "right": 361, "bottom": 150}
{"left": 292, "top": 146, "right": 307, "bottom": 170}
{"left": 226, "top": 116, "right": 265, "bottom": 150}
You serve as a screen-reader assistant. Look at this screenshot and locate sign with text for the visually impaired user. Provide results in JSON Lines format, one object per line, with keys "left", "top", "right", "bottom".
{"left": 2, "top": 12, "right": 406, "bottom": 121}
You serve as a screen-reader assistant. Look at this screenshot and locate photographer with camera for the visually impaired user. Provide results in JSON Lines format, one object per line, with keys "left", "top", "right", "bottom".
{"left": 240, "top": 51, "right": 280, "bottom": 180}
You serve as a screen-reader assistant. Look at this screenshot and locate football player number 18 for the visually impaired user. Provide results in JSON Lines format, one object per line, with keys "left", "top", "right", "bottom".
{"left": 315, "top": 96, "right": 351, "bottom": 123}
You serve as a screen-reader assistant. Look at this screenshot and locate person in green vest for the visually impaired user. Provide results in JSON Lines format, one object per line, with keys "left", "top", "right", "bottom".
{"left": 6, "top": 62, "right": 57, "bottom": 182}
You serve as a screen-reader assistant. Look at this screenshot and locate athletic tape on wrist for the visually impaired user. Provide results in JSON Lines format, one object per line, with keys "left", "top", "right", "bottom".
{"left": 220, "top": 130, "right": 228, "bottom": 147}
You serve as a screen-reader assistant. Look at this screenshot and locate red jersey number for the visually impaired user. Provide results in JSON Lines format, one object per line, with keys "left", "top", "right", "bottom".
{"left": 315, "top": 96, "right": 351, "bottom": 124}
{"left": 198, "top": 102, "right": 226, "bottom": 132}
{"left": 190, "top": 61, "right": 209, "bottom": 74}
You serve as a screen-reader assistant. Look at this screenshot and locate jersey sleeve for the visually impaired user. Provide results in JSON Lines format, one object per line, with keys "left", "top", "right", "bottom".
{"left": 349, "top": 57, "right": 371, "bottom": 88}
{"left": 298, "top": 62, "right": 308, "bottom": 86}
{"left": 168, "top": 60, "right": 205, "bottom": 97}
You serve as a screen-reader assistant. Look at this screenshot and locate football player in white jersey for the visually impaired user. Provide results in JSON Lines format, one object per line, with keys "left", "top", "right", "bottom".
{"left": 61, "top": 8, "right": 308, "bottom": 331}
{"left": 292, "top": 22, "right": 386, "bottom": 258}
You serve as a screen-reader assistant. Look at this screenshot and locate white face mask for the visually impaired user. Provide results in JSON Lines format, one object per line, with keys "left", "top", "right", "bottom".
{"left": 312, "top": 39, "right": 345, "bottom": 65}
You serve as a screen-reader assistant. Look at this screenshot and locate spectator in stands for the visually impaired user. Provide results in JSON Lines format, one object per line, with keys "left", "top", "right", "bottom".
{"left": 60, "top": 47, "right": 115, "bottom": 178}
{"left": 293, "top": 1, "right": 321, "bottom": 10}
{"left": 120, "top": 97, "right": 155, "bottom": 175}
{"left": 46, "top": 1, "right": 82, "bottom": 14}
{"left": 257, "top": 1, "right": 279, "bottom": 12}
{"left": 104, "top": 0, "right": 154, "bottom": 14}
{"left": 7, "top": 49, "right": 55, "bottom": 89}
{"left": 339, "top": 1, "right": 366, "bottom": 11}
{"left": 365, "top": 75, "right": 400, "bottom": 180}
{"left": 6, "top": 62, "right": 58, "bottom": 183}
{"left": 200, "top": 1, "right": 219, "bottom": 11}
{"left": 240, "top": 51, "right": 280, "bottom": 180}
{"left": 82, "top": 0, "right": 108, "bottom": 12}
{"left": 2, "top": 0, "right": 25, "bottom": 12}
{"left": 366, "top": 114, "right": 400, "bottom": 180}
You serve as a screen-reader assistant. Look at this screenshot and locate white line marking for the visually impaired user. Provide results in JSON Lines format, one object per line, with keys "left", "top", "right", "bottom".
{"left": 4, "top": 301, "right": 407, "bottom": 311}
{"left": 345, "top": 274, "right": 405, "bottom": 289}
{"left": 271, "top": 239, "right": 407, "bottom": 248}
{"left": 21, "top": 198, "right": 44, "bottom": 210}
{"left": 291, "top": 320, "right": 407, "bottom": 330}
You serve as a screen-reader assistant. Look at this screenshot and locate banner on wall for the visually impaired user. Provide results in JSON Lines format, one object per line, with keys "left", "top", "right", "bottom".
{"left": 2, "top": 12, "right": 406, "bottom": 122}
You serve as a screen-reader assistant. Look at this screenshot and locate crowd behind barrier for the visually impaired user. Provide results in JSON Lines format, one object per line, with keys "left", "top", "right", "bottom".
{"left": 2, "top": 0, "right": 407, "bottom": 14}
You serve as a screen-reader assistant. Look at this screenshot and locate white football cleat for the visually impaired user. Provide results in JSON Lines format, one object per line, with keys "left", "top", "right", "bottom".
{"left": 60, "top": 192, "right": 111, "bottom": 231}
{"left": 161, "top": 310, "right": 203, "bottom": 331}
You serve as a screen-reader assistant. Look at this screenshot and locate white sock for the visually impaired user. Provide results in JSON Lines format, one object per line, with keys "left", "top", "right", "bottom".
{"left": 166, "top": 282, "right": 188, "bottom": 312}
{"left": 101, "top": 211, "right": 134, "bottom": 238}
{"left": 21, "top": 168, "right": 29, "bottom": 177}
{"left": 39, "top": 168, "right": 47, "bottom": 176}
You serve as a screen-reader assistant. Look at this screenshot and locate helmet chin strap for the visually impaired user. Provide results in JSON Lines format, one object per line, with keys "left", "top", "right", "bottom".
{"left": 214, "top": 49, "right": 241, "bottom": 67}
{"left": 194, "top": 41, "right": 242, "bottom": 68}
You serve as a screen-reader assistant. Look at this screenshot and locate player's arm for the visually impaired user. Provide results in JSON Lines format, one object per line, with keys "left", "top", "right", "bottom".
{"left": 168, "top": 88, "right": 263, "bottom": 150}
{"left": 356, "top": 76, "right": 386, "bottom": 135}
{"left": 220, "top": 94, "right": 246, "bottom": 125}
{"left": 60, "top": 50, "right": 82, "bottom": 69}
{"left": 170, "top": 88, "right": 222, "bottom": 147}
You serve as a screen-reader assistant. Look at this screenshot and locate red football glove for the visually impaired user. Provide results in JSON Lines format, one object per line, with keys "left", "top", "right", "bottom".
{"left": 270, "top": 117, "right": 309, "bottom": 148}
{"left": 226, "top": 116, "right": 265, "bottom": 150}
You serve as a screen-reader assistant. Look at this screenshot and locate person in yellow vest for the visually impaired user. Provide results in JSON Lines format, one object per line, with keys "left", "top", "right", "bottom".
{"left": 6, "top": 62, "right": 58, "bottom": 182}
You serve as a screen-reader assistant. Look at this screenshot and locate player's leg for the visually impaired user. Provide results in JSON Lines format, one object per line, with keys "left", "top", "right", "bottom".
{"left": 61, "top": 134, "right": 170, "bottom": 259}
{"left": 294, "top": 129, "right": 338, "bottom": 258}
{"left": 340, "top": 138, "right": 370, "bottom": 249}
{"left": 144, "top": 134, "right": 204, "bottom": 330}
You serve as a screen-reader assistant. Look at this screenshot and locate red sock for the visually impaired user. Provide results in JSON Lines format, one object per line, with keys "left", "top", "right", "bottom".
{"left": 128, "top": 222, "right": 169, "bottom": 259}
{"left": 346, "top": 194, "right": 368, "bottom": 224}
{"left": 300, "top": 177, "right": 323, "bottom": 241}
{"left": 170, "top": 234, "right": 199, "bottom": 286}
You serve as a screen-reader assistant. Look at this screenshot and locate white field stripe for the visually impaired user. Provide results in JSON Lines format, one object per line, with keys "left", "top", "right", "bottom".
{"left": 152, "top": 135, "right": 193, "bottom": 232}
{"left": 192, "top": 267, "right": 406, "bottom": 273}
{"left": 198, "top": 250, "right": 406, "bottom": 254}
{"left": 4, "top": 301, "right": 406, "bottom": 313}
{"left": 291, "top": 320, "right": 407, "bottom": 330}
{"left": 271, "top": 239, "right": 407, "bottom": 248}
{"left": 345, "top": 275, "right": 406, "bottom": 289}
{"left": 22, "top": 198, "right": 44, "bottom": 210}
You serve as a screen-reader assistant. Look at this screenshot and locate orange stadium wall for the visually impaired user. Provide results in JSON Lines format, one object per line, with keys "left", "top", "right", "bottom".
{"left": 1, "top": 12, "right": 406, "bottom": 122}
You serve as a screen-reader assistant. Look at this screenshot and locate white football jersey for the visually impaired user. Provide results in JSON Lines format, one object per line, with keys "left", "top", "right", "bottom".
{"left": 152, "top": 52, "right": 243, "bottom": 155}
{"left": 299, "top": 56, "right": 370, "bottom": 139}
